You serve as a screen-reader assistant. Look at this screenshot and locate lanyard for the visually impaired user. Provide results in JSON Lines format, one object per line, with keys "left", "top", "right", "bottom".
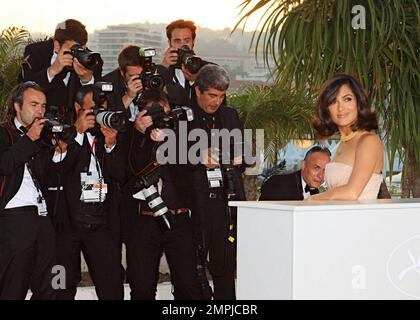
{"left": 91, "top": 136, "right": 96, "bottom": 154}
{"left": 87, "top": 135, "right": 103, "bottom": 179}
{"left": 26, "top": 161, "right": 43, "bottom": 198}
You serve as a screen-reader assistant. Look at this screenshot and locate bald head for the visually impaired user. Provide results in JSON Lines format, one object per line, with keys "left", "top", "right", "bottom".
{"left": 301, "top": 150, "right": 330, "bottom": 188}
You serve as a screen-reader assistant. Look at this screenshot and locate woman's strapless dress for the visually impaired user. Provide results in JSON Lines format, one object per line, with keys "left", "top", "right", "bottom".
{"left": 324, "top": 162, "right": 383, "bottom": 200}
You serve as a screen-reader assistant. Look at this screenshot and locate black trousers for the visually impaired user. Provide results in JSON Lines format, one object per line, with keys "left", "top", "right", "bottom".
{"left": 55, "top": 223, "right": 123, "bottom": 300}
{"left": 126, "top": 211, "right": 201, "bottom": 300}
{"left": 196, "top": 196, "right": 236, "bottom": 300}
{"left": 0, "top": 207, "right": 56, "bottom": 300}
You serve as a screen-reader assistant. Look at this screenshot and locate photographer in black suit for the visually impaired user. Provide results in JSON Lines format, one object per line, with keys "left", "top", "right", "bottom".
{"left": 21, "top": 19, "right": 102, "bottom": 121}
{"left": 0, "top": 82, "right": 56, "bottom": 299}
{"left": 124, "top": 89, "right": 201, "bottom": 300}
{"left": 50, "top": 85, "right": 124, "bottom": 300}
{"left": 102, "top": 45, "right": 144, "bottom": 121}
{"left": 259, "top": 146, "right": 331, "bottom": 201}
{"left": 187, "top": 64, "right": 246, "bottom": 300}
{"left": 159, "top": 19, "right": 210, "bottom": 106}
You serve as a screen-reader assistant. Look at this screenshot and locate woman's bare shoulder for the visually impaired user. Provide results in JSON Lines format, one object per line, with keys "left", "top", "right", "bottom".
{"left": 357, "top": 131, "right": 383, "bottom": 148}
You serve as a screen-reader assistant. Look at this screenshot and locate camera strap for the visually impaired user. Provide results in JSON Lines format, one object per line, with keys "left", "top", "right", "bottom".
{"left": 26, "top": 163, "right": 48, "bottom": 216}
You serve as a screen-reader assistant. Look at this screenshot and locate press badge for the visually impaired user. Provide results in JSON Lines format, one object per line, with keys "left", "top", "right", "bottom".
{"left": 80, "top": 172, "right": 107, "bottom": 203}
{"left": 206, "top": 168, "right": 223, "bottom": 188}
{"left": 37, "top": 195, "right": 48, "bottom": 216}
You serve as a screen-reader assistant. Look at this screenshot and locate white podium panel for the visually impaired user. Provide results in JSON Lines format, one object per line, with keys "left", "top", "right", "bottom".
{"left": 230, "top": 199, "right": 420, "bottom": 300}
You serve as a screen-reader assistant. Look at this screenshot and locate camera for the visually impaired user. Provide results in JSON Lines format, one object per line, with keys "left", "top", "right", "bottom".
{"left": 140, "top": 66, "right": 164, "bottom": 90}
{"left": 40, "top": 106, "right": 73, "bottom": 146}
{"left": 214, "top": 149, "right": 246, "bottom": 201}
{"left": 174, "top": 45, "right": 203, "bottom": 74}
{"left": 136, "top": 48, "right": 164, "bottom": 90}
{"left": 143, "top": 103, "right": 194, "bottom": 132}
{"left": 64, "top": 44, "right": 103, "bottom": 71}
{"left": 44, "top": 112, "right": 65, "bottom": 134}
{"left": 91, "top": 82, "right": 126, "bottom": 131}
{"left": 132, "top": 170, "right": 176, "bottom": 230}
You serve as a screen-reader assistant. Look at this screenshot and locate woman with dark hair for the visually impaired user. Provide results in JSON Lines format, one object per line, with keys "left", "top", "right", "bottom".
{"left": 309, "top": 74, "right": 384, "bottom": 200}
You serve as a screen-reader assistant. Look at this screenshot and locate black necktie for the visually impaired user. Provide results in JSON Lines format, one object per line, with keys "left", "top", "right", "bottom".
{"left": 305, "top": 184, "right": 319, "bottom": 195}
{"left": 19, "top": 126, "right": 27, "bottom": 135}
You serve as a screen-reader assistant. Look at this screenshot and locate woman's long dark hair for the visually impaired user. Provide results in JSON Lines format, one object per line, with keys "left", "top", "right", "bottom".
{"left": 312, "top": 74, "right": 378, "bottom": 138}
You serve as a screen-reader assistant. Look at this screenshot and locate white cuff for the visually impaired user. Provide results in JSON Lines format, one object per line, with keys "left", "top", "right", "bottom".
{"left": 75, "top": 132, "right": 84, "bottom": 146}
{"left": 129, "top": 102, "right": 139, "bottom": 122}
{"left": 47, "top": 69, "right": 54, "bottom": 83}
{"left": 105, "top": 142, "right": 116, "bottom": 153}
{"left": 80, "top": 76, "right": 95, "bottom": 86}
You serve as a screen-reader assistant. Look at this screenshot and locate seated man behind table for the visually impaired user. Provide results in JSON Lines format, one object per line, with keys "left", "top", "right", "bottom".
{"left": 259, "top": 146, "right": 331, "bottom": 201}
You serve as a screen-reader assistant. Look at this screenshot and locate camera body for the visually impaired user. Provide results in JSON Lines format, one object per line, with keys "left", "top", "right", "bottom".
{"left": 144, "top": 103, "right": 194, "bottom": 132}
{"left": 44, "top": 110, "right": 65, "bottom": 134}
{"left": 40, "top": 106, "right": 74, "bottom": 147}
{"left": 174, "top": 45, "right": 203, "bottom": 74}
{"left": 215, "top": 149, "right": 246, "bottom": 201}
{"left": 140, "top": 66, "right": 164, "bottom": 90}
{"left": 64, "top": 44, "right": 103, "bottom": 71}
{"left": 135, "top": 48, "right": 164, "bottom": 90}
{"left": 91, "top": 82, "right": 126, "bottom": 131}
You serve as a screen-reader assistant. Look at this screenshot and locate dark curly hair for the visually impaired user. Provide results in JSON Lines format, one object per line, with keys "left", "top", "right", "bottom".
{"left": 54, "top": 19, "right": 88, "bottom": 46}
{"left": 312, "top": 74, "right": 378, "bottom": 138}
{"left": 7, "top": 81, "right": 44, "bottom": 119}
{"left": 117, "top": 45, "right": 144, "bottom": 73}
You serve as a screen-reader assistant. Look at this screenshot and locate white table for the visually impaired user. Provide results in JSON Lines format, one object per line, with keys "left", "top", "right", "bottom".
{"left": 230, "top": 199, "right": 420, "bottom": 299}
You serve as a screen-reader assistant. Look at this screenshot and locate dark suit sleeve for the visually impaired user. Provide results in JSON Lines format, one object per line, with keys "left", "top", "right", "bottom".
{"left": 259, "top": 173, "right": 302, "bottom": 201}
{"left": 127, "top": 129, "right": 156, "bottom": 175}
{"left": 102, "top": 139, "right": 127, "bottom": 183}
{"left": 21, "top": 43, "right": 54, "bottom": 90}
{"left": 102, "top": 70, "right": 132, "bottom": 122}
{"left": 0, "top": 133, "right": 40, "bottom": 175}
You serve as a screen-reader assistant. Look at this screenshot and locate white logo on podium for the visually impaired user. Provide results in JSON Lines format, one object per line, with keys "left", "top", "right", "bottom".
{"left": 387, "top": 235, "right": 420, "bottom": 298}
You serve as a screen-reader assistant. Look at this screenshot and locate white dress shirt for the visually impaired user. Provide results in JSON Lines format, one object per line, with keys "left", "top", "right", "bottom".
{"left": 128, "top": 101, "right": 139, "bottom": 122}
{"left": 174, "top": 69, "right": 195, "bottom": 98}
{"left": 52, "top": 132, "right": 115, "bottom": 174}
{"left": 5, "top": 118, "right": 42, "bottom": 209}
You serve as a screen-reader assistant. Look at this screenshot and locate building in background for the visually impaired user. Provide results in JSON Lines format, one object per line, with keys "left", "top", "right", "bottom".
{"left": 88, "top": 22, "right": 273, "bottom": 83}
{"left": 89, "top": 24, "right": 163, "bottom": 74}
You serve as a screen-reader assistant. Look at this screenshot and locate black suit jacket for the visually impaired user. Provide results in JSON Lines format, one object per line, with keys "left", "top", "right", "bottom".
{"left": 157, "top": 61, "right": 216, "bottom": 107}
{"left": 0, "top": 121, "right": 50, "bottom": 214}
{"left": 102, "top": 68, "right": 132, "bottom": 115}
{"left": 188, "top": 99, "right": 246, "bottom": 200}
{"left": 21, "top": 39, "right": 102, "bottom": 118}
{"left": 259, "top": 170, "right": 304, "bottom": 201}
{"left": 47, "top": 131, "right": 125, "bottom": 237}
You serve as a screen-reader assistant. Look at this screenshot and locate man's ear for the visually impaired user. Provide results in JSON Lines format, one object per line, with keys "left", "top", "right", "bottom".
{"left": 195, "top": 86, "right": 201, "bottom": 98}
{"left": 119, "top": 68, "right": 125, "bottom": 79}
{"left": 74, "top": 102, "right": 82, "bottom": 113}
{"left": 14, "top": 102, "right": 21, "bottom": 114}
{"left": 301, "top": 160, "right": 306, "bottom": 171}
{"left": 53, "top": 40, "right": 61, "bottom": 53}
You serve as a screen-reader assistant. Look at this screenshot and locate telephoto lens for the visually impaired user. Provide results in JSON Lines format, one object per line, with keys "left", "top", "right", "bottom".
{"left": 94, "top": 109, "right": 126, "bottom": 131}
{"left": 177, "top": 45, "right": 203, "bottom": 74}
{"left": 69, "top": 44, "right": 103, "bottom": 71}
{"left": 141, "top": 185, "right": 176, "bottom": 230}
